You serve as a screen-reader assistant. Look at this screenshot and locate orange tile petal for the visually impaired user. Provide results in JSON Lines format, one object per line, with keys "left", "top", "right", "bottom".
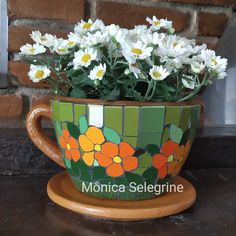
{"left": 119, "top": 142, "right": 135, "bottom": 158}
{"left": 95, "top": 152, "right": 113, "bottom": 167}
{"left": 158, "top": 166, "right": 167, "bottom": 178}
{"left": 168, "top": 161, "right": 178, "bottom": 175}
{"left": 82, "top": 152, "right": 94, "bottom": 166}
{"left": 106, "top": 163, "right": 124, "bottom": 177}
{"left": 79, "top": 134, "right": 94, "bottom": 152}
{"left": 68, "top": 136, "right": 79, "bottom": 149}
{"left": 101, "top": 142, "right": 119, "bottom": 158}
{"left": 86, "top": 126, "right": 105, "bottom": 145}
{"left": 62, "top": 129, "right": 70, "bottom": 142}
{"left": 123, "top": 156, "right": 138, "bottom": 172}
{"left": 59, "top": 136, "right": 67, "bottom": 149}
{"left": 161, "top": 140, "right": 179, "bottom": 157}
{"left": 65, "top": 149, "right": 71, "bottom": 160}
{"left": 71, "top": 149, "right": 80, "bottom": 162}
{"left": 172, "top": 163, "right": 182, "bottom": 177}
{"left": 153, "top": 154, "right": 168, "bottom": 169}
{"left": 174, "top": 145, "right": 185, "bottom": 161}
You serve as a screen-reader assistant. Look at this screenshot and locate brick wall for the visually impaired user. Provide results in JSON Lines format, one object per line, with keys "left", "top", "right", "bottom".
{"left": 0, "top": 0, "right": 235, "bottom": 127}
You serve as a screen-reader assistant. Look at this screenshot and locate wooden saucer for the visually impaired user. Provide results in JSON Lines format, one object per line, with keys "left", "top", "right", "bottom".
{"left": 47, "top": 171, "right": 196, "bottom": 221}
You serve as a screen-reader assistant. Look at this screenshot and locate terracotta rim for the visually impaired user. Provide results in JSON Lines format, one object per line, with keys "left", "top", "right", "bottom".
{"left": 52, "top": 96, "right": 201, "bottom": 107}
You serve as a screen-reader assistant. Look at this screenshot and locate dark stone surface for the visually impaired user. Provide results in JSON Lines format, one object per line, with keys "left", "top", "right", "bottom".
{"left": 1, "top": 128, "right": 236, "bottom": 175}
{"left": 0, "top": 168, "right": 235, "bottom": 236}
{"left": 0, "top": 129, "right": 62, "bottom": 175}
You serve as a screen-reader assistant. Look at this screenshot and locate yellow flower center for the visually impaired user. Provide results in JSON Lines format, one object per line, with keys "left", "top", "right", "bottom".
{"left": 81, "top": 53, "right": 91, "bottom": 63}
{"left": 29, "top": 48, "right": 36, "bottom": 53}
{"left": 168, "top": 154, "right": 174, "bottom": 163}
{"left": 173, "top": 42, "right": 178, "bottom": 48}
{"left": 66, "top": 143, "right": 71, "bottom": 150}
{"left": 96, "top": 69, "right": 104, "bottom": 78}
{"left": 83, "top": 23, "right": 93, "bottom": 29}
{"left": 154, "top": 20, "right": 161, "bottom": 26}
{"left": 58, "top": 48, "right": 67, "bottom": 53}
{"left": 153, "top": 71, "right": 162, "bottom": 78}
{"left": 131, "top": 48, "right": 142, "bottom": 55}
{"left": 211, "top": 59, "right": 218, "bottom": 65}
{"left": 94, "top": 144, "right": 101, "bottom": 151}
{"left": 113, "top": 156, "right": 121, "bottom": 164}
{"left": 67, "top": 41, "right": 75, "bottom": 46}
{"left": 35, "top": 70, "right": 45, "bottom": 79}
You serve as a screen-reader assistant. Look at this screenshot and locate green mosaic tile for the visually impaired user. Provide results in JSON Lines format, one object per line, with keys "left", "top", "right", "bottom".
{"left": 161, "top": 127, "right": 169, "bottom": 145}
{"left": 179, "top": 106, "right": 191, "bottom": 131}
{"left": 132, "top": 168, "right": 147, "bottom": 175}
{"left": 124, "top": 106, "right": 139, "bottom": 136}
{"left": 74, "top": 104, "right": 86, "bottom": 125}
{"left": 190, "top": 105, "right": 200, "bottom": 125}
{"left": 165, "top": 106, "right": 181, "bottom": 126}
{"left": 51, "top": 100, "right": 60, "bottom": 121}
{"left": 59, "top": 102, "right": 73, "bottom": 122}
{"left": 61, "top": 122, "right": 67, "bottom": 129}
{"left": 104, "top": 106, "right": 123, "bottom": 134}
{"left": 122, "top": 136, "right": 137, "bottom": 147}
{"left": 137, "top": 133, "right": 162, "bottom": 149}
{"left": 140, "top": 106, "right": 165, "bottom": 133}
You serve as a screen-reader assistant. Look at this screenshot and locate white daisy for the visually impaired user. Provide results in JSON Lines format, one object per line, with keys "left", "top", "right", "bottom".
{"left": 52, "top": 38, "right": 70, "bottom": 55}
{"left": 89, "top": 63, "right": 106, "bottom": 81}
{"left": 182, "top": 75, "right": 196, "bottom": 89}
{"left": 149, "top": 65, "right": 170, "bottom": 81}
{"left": 122, "top": 40, "right": 153, "bottom": 63}
{"left": 74, "top": 19, "right": 105, "bottom": 34}
{"left": 146, "top": 16, "right": 172, "bottom": 30}
{"left": 28, "top": 65, "right": 51, "bottom": 82}
{"left": 201, "top": 49, "right": 228, "bottom": 78}
{"left": 30, "top": 31, "right": 55, "bottom": 47}
{"left": 20, "top": 43, "right": 46, "bottom": 55}
{"left": 73, "top": 48, "right": 97, "bottom": 68}
{"left": 191, "top": 61, "right": 205, "bottom": 74}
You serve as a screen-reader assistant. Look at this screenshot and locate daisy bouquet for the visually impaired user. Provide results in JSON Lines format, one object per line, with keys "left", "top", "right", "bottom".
{"left": 20, "top": 16, "right": 228, "bottom": 102}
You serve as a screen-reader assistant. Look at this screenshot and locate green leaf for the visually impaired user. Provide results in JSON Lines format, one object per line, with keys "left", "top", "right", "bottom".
{"left": 125, "top": 172, "right": 144, "bottom": 185}
{"left": 103, "top": 127, "right": 121, "bottom": 144}
{"left": 92, "top": 167, "right": 106, "bottom": 180}
{"left": 64, "top": 158, "right": 71, "bottom": 168}
{"left": 138, "top": 152, "right": 152, "bottom": 168}
{"left": 102, "top": 88, "right": 120, "bottom": 100}
{"left": 67, "top": 122, "right": 80, "bottom": 139}
{"left": 169, "top": 124, "right": 183, "bottom": 144}
{"left": 79, "top": 115, "right": 88, "bottom": 134}
{"left": 146, "top": 144, "right": 160, "bottom": 155}
{"left": 143, "top": 167, "right": 157, "bottom": 180}
{"left": 70, "top": 86, "right": 86, "bottom": 98}
{"left": 55, "top": 121, "right": 62, "bottom": 136}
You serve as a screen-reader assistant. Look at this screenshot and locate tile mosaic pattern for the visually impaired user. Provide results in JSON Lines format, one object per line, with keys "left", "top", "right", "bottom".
{"left": 51, "top": 100, "right": 200, "bottom": 200}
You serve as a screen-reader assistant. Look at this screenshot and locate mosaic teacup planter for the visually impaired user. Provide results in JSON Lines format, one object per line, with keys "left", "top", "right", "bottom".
{"left": 26, "top": 97, "right": 200, "bottom": 200}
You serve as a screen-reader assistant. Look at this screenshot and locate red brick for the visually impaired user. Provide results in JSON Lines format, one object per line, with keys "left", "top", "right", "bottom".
{"left": 9, "top": 26, "right": 69, "bottom": 52}
{"left": 197, "top": 12, "right": 229, "bottom": 37}
{"left": 196, "top": 37, "right": 218, "bottom": 50}
{"left": 0, "top": 94, "right": 23, "bottom": 118}
{"left": 167, "top": 0, "right": 236, "bottom": 8}
{"left": 8, "top": 61, "right": 50, "bottom": 88}
{"left": 8, "top": 0, "right": 84, "bottom": 23}
{"left": 96, "top": 1, "right": 189, "bottom": 32}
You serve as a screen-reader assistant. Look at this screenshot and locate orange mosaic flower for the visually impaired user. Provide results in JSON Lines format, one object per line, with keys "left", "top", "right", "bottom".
{"left": 78, "top": 126, "right": 105, "bottom": 166}
{"left": 95, "top": 142, "right": 138, "bottom": 177}
{"left": 153, "top": 140, "right": 192, "bottom": 179}
{"left": 59, "top": 129, "right": 80, "bottom": 162}
{"left": 167, "top": 140, "right": 192, "bottom": 177}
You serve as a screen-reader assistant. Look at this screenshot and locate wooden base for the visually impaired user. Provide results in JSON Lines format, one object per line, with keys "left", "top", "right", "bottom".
{"left": 47, "top": 171, "right": 196, "bottom": 221}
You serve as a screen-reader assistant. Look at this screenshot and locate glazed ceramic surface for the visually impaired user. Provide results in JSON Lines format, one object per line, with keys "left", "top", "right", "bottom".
{"left": 46, "top": 98, "right": 200, "bottom": 200}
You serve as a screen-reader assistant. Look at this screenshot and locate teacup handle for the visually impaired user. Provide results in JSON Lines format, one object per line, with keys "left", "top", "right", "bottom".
{"left": 26, "top": 103, "right": 65, "bottom": 168}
